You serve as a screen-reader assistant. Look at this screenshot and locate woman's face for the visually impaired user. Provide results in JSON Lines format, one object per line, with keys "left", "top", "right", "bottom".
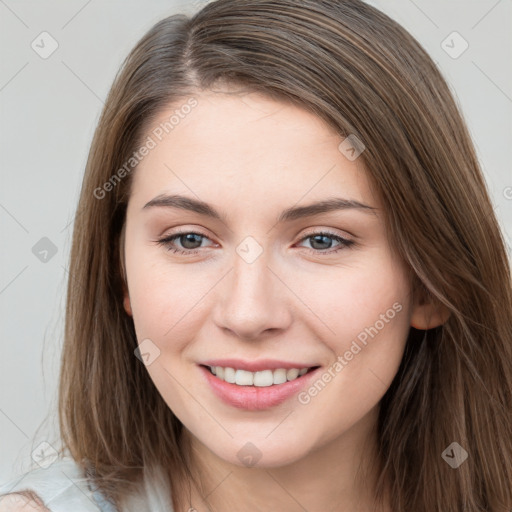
{"left": 122, "top": 88, "right": 417, "bottom": 468}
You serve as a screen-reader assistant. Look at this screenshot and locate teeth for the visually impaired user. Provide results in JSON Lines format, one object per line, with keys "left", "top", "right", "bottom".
{"left": 235, "top": 369, "right": 254, "bottom": 385}
{"left": 287, "top": 368, "right": 299, "bottom": 380}
{"left": 210, "top": 366, "right": 312, "bottom": 386}
{"left": 224, "top": 367, "right": 236, "bottom": 383}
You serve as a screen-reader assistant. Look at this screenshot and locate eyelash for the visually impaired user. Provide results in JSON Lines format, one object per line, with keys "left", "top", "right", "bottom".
{"left": 155, "top": 229, "right": 355, "bottom": 256}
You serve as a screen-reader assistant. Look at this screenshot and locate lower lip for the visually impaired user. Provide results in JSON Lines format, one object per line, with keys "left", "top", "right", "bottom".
{"left": 199, "top": 365, "right": 320, "bottom": 411}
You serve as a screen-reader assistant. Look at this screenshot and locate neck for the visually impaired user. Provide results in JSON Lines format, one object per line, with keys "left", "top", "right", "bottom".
{"left": 175, "top": 406, "right": 391, "bottom": 512}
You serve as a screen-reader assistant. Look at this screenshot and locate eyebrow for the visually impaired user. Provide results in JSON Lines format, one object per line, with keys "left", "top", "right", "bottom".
{"left": 142, "top": 194, "right": 377, "bottom": 222}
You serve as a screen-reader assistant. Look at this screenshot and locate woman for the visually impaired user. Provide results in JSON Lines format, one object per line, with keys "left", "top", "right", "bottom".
{"left": 1, "top": 0, "right": 511, "bottom": 511}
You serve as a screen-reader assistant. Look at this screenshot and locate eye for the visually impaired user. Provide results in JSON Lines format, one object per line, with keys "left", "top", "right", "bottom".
{"left": 296, "top": 231, "right": 355, "bottom": 255}
{"left": 155, "top": 229, "right": 355, "bottom": 256}
{"left": 156, "top": 230, "right": 214, "bottom": 255}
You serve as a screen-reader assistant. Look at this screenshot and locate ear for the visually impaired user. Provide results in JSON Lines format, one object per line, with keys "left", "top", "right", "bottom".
{"left": 119, "top": 224, "right": 132, "bottom": 317}
{"left": 123, "top": 289, "right": 133, "bottom": 317}
{"left": 410, "top": 291, "right": 450, "bottom": 330}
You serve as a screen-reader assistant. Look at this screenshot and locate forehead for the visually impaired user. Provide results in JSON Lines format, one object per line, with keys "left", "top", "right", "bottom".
{"left": 129, "top": 89, "right": 377, "bottom": 212}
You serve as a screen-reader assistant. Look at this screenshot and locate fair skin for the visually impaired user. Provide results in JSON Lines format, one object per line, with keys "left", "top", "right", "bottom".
{"left": 0, "top": 492, "right": 48, "bottom": 511}
{"left": 120, "top": 88, "right": 447, "bottom": 512}
{"left": 2, "top": 89, "right": 447, "bottom": 512}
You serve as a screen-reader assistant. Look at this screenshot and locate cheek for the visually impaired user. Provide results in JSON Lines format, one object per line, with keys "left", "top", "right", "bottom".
{"left": 294, "top": 253, "right": 412, "bottom": 397}
{"left": 299, "top": 306, "right": 410, "bottom": 446}
{"left": 124, "top": 246, "right": 210, "bottom": 412}
{"left": 125, "top": 242, "right": 214, "bottom": 350}
{"left": 127, "top": 232, "right": 412, "bottom": 351}
{"left": 290, "top": 250, "right": 412, "bottom": 347}
{"left": 295, "top": 255, "right": 412, "bottom": 419}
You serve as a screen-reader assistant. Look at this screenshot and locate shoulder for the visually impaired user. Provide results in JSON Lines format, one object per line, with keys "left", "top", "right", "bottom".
{"left": 0, "top": 458, "right": 115, "bottom": 512}
{"left": 0, "top": 490, "right": 49, "bottom": 511}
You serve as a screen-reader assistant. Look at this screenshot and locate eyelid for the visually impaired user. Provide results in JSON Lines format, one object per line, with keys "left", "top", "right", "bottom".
{"left": 159, "top": 228, "right": 216, "bottom": 246}
{"left": 156, "top": 227, "right": 353, "bottom": 243}
{"left": 158, "top": 225, "right": 354, "bottom": 241}
{"left": 296, "top": 229, "right": 355, "bottom": 253}
{"left": 155, "top": 226, "right": 356, "bottom": 257}
{"left": 299, "top": 226, "right": 354, "bottom": 241}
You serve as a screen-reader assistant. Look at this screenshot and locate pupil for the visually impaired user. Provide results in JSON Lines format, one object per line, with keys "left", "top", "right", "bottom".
{"left": 182, "top": 233, "right": 202, "bottom": 249}
{"left": 311, "top": 235, "right": 332, "bottom": 250}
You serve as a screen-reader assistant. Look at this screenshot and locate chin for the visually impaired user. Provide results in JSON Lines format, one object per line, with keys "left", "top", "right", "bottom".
{"left": 206, "top": 436, "right": 312, "bottom": 469}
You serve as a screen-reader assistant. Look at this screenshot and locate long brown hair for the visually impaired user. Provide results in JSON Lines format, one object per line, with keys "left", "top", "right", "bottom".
{"left": 56, "top": 0, "right": 512, "bottom": 510}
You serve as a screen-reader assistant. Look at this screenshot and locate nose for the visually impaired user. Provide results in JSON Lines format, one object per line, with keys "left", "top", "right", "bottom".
{"left": 212, "top": 251, "right": 292, "bottom": 341}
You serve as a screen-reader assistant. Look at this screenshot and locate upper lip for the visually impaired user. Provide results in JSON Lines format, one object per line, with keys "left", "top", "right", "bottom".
{"left": 200, "top": 359, "right": 320, "bottom": 372}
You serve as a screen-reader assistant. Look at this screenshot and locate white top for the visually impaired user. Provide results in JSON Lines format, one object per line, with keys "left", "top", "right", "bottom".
{"left": 0, "top": 458, "right": 175, "bottom": 511}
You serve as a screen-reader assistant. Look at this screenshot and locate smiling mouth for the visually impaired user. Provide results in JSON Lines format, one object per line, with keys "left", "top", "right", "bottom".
{"left": 200, "top": 364, "right": 320, "bottom": 387}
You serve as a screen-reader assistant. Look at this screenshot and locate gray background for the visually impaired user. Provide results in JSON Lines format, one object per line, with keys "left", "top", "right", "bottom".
{"left": 1, "top": 0, "right": 511, "bottom": 480}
